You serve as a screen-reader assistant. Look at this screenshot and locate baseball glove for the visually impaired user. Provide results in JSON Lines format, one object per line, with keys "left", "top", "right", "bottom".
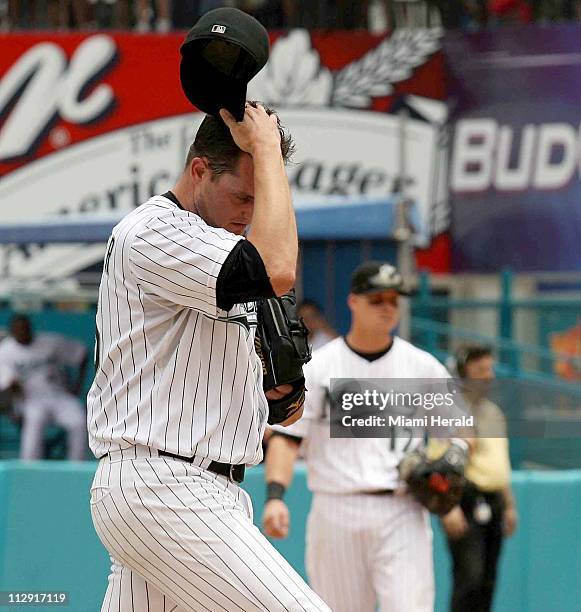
{"left": 398, "top": 442, "right": 468, "bottom": 516}
{"left": 254, "top": 289, "right": 311, "bottom": 425}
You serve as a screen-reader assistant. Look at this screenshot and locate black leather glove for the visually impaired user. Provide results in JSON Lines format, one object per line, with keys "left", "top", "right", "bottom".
{"left": 254, "top": 290, "right": 311, "bottom": 425}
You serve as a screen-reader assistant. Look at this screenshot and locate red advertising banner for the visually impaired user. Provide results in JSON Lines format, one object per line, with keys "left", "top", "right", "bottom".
{"left": 0, "top": 30, "right": 450, "bottom": 276}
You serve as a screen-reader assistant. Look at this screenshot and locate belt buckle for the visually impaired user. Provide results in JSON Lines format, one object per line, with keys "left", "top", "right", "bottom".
{"left": 228, "top": 464, "right": 236, "bottom": 482}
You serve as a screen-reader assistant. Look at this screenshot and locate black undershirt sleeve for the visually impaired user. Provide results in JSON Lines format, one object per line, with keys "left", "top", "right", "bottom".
{"left": 216, "top": 239, "right": 276, "bottom": 310}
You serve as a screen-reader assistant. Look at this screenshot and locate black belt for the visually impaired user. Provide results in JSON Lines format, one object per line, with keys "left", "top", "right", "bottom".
{"left": 158, "top": 450, "right": 245, "bottom": 483}
{"left": 350, "top": 489, "right": 395, "bottom": 496}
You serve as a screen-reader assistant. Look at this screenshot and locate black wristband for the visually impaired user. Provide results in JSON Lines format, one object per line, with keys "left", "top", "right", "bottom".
{"left": 266, "top": 481, "right": 286, "bottom": 502}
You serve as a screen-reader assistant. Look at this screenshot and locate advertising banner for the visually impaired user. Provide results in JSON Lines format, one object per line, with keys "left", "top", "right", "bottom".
{"left": 446, "top": 24, "right": 581, "bottom": 272}
{"left": 0, "top": 29, "right": 449, "bottom": 279}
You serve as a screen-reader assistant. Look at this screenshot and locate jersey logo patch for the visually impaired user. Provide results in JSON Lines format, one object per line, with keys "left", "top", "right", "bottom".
{"left": 217, "top": 312, "right": 258, "bottom": 332}
{"left": 211, "top": 25, "right": 227, "bottom": 34}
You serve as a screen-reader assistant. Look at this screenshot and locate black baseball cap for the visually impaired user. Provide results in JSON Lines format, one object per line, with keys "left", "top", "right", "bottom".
{"left": 350, "top": 261, "right": 410, "bottom": 295}
{"left": 180, "top": 8, "right": 269, "bottom": 121}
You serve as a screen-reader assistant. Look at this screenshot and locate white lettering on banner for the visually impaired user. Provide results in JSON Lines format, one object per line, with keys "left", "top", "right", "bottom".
{"left": 0, "top": 109, "right": 445, "bottom": 279}
{"left": 496, "top": 125, "right": 536, "bottom": 190}
{"left": 0, "top": 118, "right": 193, "bottom": 222}
{"left": 289, "top": 160, "right": 393, "bottom": 198}
{"left": 0, "top": 35, "right": 117, "bottom": 161}
{"left": 450, "top": 119, "right": 496, "bottom": 191}
{"left": 533, "top": 124, "right": 577, "bottom": 189}
{"left": 283, "top": 108, "right": 443, "bottom": 246}
{"left": 451, "top": 119, "right": 580, "bottom": 192}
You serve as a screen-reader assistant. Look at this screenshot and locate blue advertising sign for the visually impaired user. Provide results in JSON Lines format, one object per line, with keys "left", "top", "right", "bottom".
{"left": 445, "top": 24, "right": 581, "bottom": 272}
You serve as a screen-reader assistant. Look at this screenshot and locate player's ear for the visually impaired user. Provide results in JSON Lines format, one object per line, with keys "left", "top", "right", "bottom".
{"left": 189, "top": 157, "right": 209, "bottom": 183}
{"left": 346, "top": 293, "right": 357, "bottom": 313}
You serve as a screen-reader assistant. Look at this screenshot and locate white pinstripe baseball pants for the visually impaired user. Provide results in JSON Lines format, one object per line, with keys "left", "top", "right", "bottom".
{"left": 90, "top": 446, "right": 330, "bottom": 612}
{"left": 306, "top": 492, "right": 434, "bottom": 612}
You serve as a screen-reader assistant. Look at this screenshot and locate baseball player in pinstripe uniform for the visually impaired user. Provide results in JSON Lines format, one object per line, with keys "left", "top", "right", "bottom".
{"left": 87, "top": 100, "right": 330, "bottom": 611}
{"left": 263, "top": 262, "right": 472, "bottom": 612}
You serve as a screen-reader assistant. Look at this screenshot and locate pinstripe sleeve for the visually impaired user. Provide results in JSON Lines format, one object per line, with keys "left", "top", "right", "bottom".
{"left": 129, "top": 215, "right": 243, "bottom": 317}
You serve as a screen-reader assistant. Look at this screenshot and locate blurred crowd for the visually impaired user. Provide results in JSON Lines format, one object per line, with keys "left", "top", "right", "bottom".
{"left": 437, "top": 0, "right": 581, "bottom": 28}
{"left": 2, "top": 0, "right": 581, "bottom": 32}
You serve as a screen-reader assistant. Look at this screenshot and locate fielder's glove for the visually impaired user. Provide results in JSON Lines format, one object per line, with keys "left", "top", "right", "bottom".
{"left": 398, "top": 441, "right": 468, "bottom": 516}
{"left": 254, "top": 290, "right": 311, "bottom": 425}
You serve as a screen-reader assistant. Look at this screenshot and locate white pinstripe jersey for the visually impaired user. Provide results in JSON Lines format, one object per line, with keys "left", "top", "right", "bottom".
{"left": 87, "top": 195, "right": 269, "bottom": 464}
{"left": 274, "top": 336, "right": 451, "bottom": 493}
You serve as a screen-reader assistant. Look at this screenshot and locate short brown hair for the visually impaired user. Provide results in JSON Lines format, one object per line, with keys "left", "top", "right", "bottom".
{"left": 456, "top": 345, "right": 493, "bottom": 378}
{"left": 185, "top": 101, "right": 294, "bottom": 177}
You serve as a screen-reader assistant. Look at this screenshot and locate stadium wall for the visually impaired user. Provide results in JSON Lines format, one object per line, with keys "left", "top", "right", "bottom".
{"left": 0, "top": 462, "right": 579, "bottom": 612}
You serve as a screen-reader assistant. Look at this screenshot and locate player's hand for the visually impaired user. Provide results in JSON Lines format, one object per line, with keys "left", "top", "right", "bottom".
{"left": 264, "top": 385, "right": 304, "bottom": 426}
{"left": 265, "top": 384, "right": 293, "bottom": 401}
{"left": 503, "top": 505, "right": 518, "bottom": 537}
{"left": 262, "top": 499, "right": 290, "bottom": 539}
{"left": 219, "top": 103, "right": 281, "bottom": 157}
{"left": 441, "top": 506, "right": 468, "bottom": 540}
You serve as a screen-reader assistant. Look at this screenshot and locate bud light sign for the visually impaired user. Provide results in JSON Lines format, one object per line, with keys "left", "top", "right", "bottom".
{"left": 445, "top": 24, "right": 581, "bottom": 272}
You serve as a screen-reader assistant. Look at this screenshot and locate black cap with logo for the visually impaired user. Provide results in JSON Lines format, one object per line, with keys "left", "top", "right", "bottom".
{"left": 350, "top": 261, "right": 410, "bottom": 295}
{"left": 180, "top": 8, "right": 269, "bottom": 121}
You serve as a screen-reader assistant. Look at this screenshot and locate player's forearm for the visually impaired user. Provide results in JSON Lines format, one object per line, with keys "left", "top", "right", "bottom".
{"left": 265, "top": 434, "right": 300, "bottom": 488}
{"left": 247, "top": 149, "right": 297, "bottom": 296}
{"left": 502, "top": 484, "right": 515, "bottom": 509}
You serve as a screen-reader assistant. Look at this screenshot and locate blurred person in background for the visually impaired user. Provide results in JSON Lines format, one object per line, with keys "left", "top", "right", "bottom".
{"left": 171, "top": 0, "right": 204, "bottom": 28}
{"left": 135, "top": 0, "right": 171, "bottom": 31}
{"left": 435, "top": 345, "right": 517, "bottom": 612}
{"left": 172, "top": 1, "right": 235, "bottom": 29}
{"left": 0, "top": 315, "right": 88, "bottom": 460}
{"left": 537, "top": 0, "right": 581, "bottom": 20}
{"left": 240, "top": 0, "right": 289, "bottom": 29}
{"left": 87, "top": 0, "right": 132, "bottom": 29}
{"left": 488, "top": 0, "right": 533, "bottom": 23}
{"left": 330, "top": 0, "right": 369, "bottom": 28}
{"left": 298, "top": 299, "right": 338, "bottom": 351}
{"left": 242, "top": 0, "right": 369, "bottom": 30}
{"left": 7, "top": 0, "right": 95, "bottom": 29}
{"left": 4, "top": 0, "right": 54, "bottom": 29}
{"left": 564, "top": 0, "right": 581, "bottom": 19}
{"left": 427, "top": 0, "right": 489, "bottom": 29}
{"left": 4, "top": 0, "right": 38, "bottom": 29}
{"left": 36, "top": 0, "right": 92, "bottom": 31}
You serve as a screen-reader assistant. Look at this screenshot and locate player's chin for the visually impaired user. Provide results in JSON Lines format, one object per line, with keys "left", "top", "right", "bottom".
{"left": 378, "top": 313, "right": 398, "bottom": 328}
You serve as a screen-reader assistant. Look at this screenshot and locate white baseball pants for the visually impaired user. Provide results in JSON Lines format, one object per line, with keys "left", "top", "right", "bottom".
{"left": 90, "top": 446, "right": 330, "bottom": 612}
{"left": 19, "top": 391, "right": 86, "bottom": 460}
{"left": 306, "top": 491, "right": 434, "bottom": 612}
